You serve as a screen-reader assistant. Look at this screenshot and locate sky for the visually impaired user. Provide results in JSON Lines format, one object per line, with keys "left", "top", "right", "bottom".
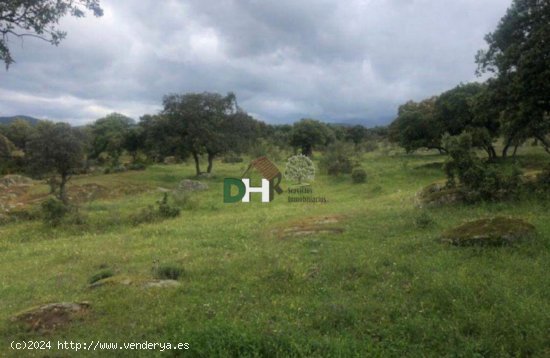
{"left": 0, "top": 0, "right": 511, "bottom": 126}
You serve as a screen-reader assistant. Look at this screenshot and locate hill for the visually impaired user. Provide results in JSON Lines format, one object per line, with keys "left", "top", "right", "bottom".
{"left": 0, "top": 115, "right": 40, "bottom": 126}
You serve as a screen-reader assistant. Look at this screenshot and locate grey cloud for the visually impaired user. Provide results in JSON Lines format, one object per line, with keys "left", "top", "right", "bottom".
{"left": 0, "top": 0, "right": 511, "bottom": 125}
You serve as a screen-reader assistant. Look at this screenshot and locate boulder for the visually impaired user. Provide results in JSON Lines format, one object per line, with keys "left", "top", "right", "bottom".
{"left": 177, "top": 179, "right": 208, "bottom": 192}
{"left": 0, "top": 175, "right": 33, "bottom": 189}
{"left": 11, "top": 302, "right": 90, "bottom": 332}
{"left": 441, "top": 217, "right": 535, "bottom": 246}
{"left": 143, "top": 280, "right": 181, "bottom": 288}
{"left": 163, "top": 156, "right": 178, "bottom": 165}
{"left": 416, "top": 182, "right": 464, "bottom": 207}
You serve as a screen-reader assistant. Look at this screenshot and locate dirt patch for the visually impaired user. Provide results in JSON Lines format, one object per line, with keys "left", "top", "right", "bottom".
{"left": 441, "top": 217, "right": 536, "bottom": 246}
{"left": 11, "top": 302, "right": 91, "bottom": 333}
{"left": 67, "top": 183, "right": 109, "bottom": 203}
{"left": 272, "top": 215, "right": 346, "bottom": 239}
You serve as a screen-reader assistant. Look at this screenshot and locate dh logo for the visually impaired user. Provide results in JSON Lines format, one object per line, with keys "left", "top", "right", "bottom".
{"left": 223, "top": 157, "right": 283, "bottom": 203}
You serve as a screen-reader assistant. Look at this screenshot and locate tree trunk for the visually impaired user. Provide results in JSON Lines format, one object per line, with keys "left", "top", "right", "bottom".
{"left": 192, "top": 151, "right": 201, "bottom": 176}
{"left": 303, "top": 145, "right": 313, "bottom": 157}
{"left": 207, "top": 152, "right": 214, "bottom": 173}
{"left": 502, "top": 141, "right": 511, "bottom": 158}
{"left": 512, "top": 144, "right": 519, "bottom": 157}
{"left": 488, "top": 145, "right": 498, "bottom": 161}
{"left": 59, "top": 173, "right": 69, "bottom": 204}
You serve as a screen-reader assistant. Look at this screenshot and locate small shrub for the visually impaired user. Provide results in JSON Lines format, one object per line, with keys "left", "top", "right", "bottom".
{"left": 361, "top": 140, "right": 378, "bottom": 153}
{"left": 351, "top": 168, "right": 367, "bottom": 183}
{"left": 443, "top": 133, "right": 522, "bottom": 202}
{"left": 130, "top": 194, "right": 180, "bottom": 225}
{"left": 41, "top": 197, "right": 69, "bottom": 226}
{"left": 157, "top": 193, "right": 180, "bottom": 218}
{"left": 127, "top": 163, "right": 146, "bottom": 171}
{"left": 320, "top": 142, "right": 357, "bottom": 176}
{"left": 89, "top": 269, "right": 114, "bottom": 284}
{"left": 415, "top": 211, "right": 435, "bottom": 229}
{"left": 111, "top": 165, "right": 127, "bottom": 173}
{"left": 154, "top": 264, "right": 184, "bottom": 280}
{"left": 172, "top": 191, "right": 200, "bottom": 210}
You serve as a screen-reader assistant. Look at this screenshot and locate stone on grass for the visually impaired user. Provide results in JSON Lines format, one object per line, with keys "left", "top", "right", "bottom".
{"left": 0, "top": 175, "right": 33, "bottom": 188}
{"left": 441, "top": 217, "right": 535, "bottom": 246}
{"left": 177, "top": 179, "right": 208, "bottom": 192}
{"left": 273, "top": 215, "right": 345, "bottom": 239}
{"left": 11, "top": 302, "right": 90, "bottom": 332}
{"left": 143, "top": 280, "right": 181, "bottom": 288}
{"left": 416, "top": 182, "right": 464, "bottom": 207}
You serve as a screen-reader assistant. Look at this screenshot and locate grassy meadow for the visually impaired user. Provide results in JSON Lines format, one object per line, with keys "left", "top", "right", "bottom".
{"left": 1, "top": 147, "right": 549, "bottom": 357}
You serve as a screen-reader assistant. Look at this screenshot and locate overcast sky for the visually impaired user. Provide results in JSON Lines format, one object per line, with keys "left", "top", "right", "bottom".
{"left": 0, "top": 0, "right": 510, "bottom": 126}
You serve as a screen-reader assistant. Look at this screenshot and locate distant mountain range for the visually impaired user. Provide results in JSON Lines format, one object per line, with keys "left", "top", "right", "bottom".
{"left": 0, "top": 115, "right": 41, "bottom": 125}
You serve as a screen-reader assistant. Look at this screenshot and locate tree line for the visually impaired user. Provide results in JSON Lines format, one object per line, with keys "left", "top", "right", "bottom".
{"left": 390, "top": 0, "right": 549, "bottom": 159}
{"left": 0, "top": 93, "right": 378, "bottom": 203}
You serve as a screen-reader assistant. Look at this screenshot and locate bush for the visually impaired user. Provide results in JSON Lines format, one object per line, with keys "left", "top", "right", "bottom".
{"left": 154, "top": 263, "right": 184, "bottom": 280}
{"left": 89, "top": 269, "right": 114, "bottom": 284}
{"left": 222, "top": 155, "right": 244, "bottom": 163}
{"left": 130, "top": 193, "right": 180, "bottom": 225}
{"left": 127, "top": 163, "right": 146, "bottom": 171}
{"left": 536, "top": 165, "right": 550, "bottom": 190}
{"left": 104, "top": 165, "right": 127, "bottom": 174}
{"left": 415, "top": 211, "right": 435, "bottom": 229}
{"left": 443, "top": 133, "right": 522, "bottom": 202}
{"left": 320, "top": 142, "right": 357, "bottom": 176}
{"left": 41, "top": 197, "right": 69, "bottom": 226}
{"left": 157, "top": 193, "right": 180, "bottom": 218}
{"left": 351, "top": 168, "right": 367, "bottom": 183}
{"left": 249, "top": 139, "right": 287, "bottom": 162}
{"left": 360, "top": 140, "right": 378, "bottom": 153}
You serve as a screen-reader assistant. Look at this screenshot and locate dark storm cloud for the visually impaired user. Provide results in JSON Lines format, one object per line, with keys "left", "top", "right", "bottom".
{"left": 0, "top": 0, "right": 511, "bottom": 125}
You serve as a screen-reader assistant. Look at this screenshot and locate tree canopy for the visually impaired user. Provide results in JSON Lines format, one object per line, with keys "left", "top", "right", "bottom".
{"left": 290, "top": 119, "right": 333, "bottom": 157}
{"left": 162, "top": 92, "right": 252, "bottom": 175}
{"left": 0, "top": 0, "right": 103, "bottom": 68}
{"left": 26, "top": 121, "right": 85, "bottom": 203}
{"left": 476, "top": 0, "right": 550, "bottom": 153}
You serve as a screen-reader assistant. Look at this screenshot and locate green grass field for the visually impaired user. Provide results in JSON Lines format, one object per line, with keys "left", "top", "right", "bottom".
{"left": 1, "top": 149, "right": 549, "bottom": 357}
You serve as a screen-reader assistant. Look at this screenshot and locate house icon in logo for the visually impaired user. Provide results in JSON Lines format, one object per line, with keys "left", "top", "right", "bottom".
{"left": 224, "top": 156, "right": 283, "bottom": 203}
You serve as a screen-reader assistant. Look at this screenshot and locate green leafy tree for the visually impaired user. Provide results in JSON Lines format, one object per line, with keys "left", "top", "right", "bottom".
{"left": 434, "top": 83, "right": 484, "bottom": 135}
{"left": 0, "top": 133, "right": 14, "bottom": 159}
{"left": 389, "top": 97, "right": 446, "bottom": 153}
{"left": 1, "top": 0, "right": 103, "bottom": 68}
{"left": 476, "top": 0, "right": 550, "bottom": 153}
{"left": 284, "top": 154, "right": 315, "bottom": 184}
{"left": 319, "top": 141, "right": 357, "bottom": 176}
{"left": 26, "top": 121, "right": 85, "bottom": 203}
{"left": 162, "top": 92, "right": 240, "bottom": 175}
{"left": 139, "top": 114, "right": 182, "bottom": 162}
{"left": 89, "top": 113, "right": 134, "bottom": 166}
{"left": 345, "top": 125, "right": 368, "bottom": 146}
{"left": 123, "top": 126, "right": 145, "bottom": 162}
{"left": 290, "top": 119, "right": 333, "bottom": 157}
{"left": 3, "top": 118, "right": 35, "bottom": 151}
